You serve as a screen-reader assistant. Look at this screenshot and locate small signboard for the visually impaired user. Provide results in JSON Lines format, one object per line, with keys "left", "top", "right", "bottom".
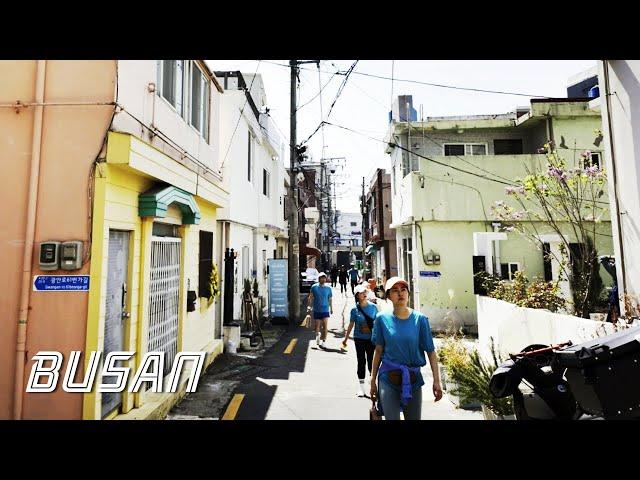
{"left": 419, "top": 271, "right": 441, "bottom": 278}
{"left": 33, "top": 275, "right": 90, "bottom": 292}
{"left": 268, "top": 259, "right": 288, "bottom": 318}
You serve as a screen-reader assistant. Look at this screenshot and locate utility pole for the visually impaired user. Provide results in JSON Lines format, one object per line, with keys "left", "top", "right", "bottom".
{"left": 361, "top": 176, "right": 366, "bottom": 273}
{"left": 288, "top": 60, "right": 300, "bottom": 329}
{"left": 319, "top": 160, "right": 324, "bottom": 270}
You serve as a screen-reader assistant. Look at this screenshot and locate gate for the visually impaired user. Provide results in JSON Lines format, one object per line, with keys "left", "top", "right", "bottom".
{"left": 148, "top": 236, "right": 181, "bottom": 376}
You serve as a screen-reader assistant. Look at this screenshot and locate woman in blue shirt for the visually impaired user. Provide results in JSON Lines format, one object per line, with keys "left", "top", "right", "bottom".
{"left": 370, "top": 277, "right": 443, "bottom": 420}
{"left": 342, "top": 284, "right": 379, "bottom": 397}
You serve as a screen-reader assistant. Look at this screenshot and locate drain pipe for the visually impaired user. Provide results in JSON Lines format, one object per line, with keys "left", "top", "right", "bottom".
{"left": 14, "top": 60, "right": 47, "bottom": 419}
{"left": 492, "top": 222, "right": 502, "bottom": 275}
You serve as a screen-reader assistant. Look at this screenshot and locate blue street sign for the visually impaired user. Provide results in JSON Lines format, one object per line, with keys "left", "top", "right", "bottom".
{"left": 268, "top": 259, "right": 288, "bottom": 318}
{"left": 419, "top": 271, "right": 441, "bottom": 278}
{"left": 33, "top": 275, "right": 90, "bottom": 291}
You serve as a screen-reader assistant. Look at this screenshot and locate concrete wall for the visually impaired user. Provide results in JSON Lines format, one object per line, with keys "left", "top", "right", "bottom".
{"left": 598, "top": 60, "right": 640, "bottom": 305}
{"left": 0, "top": 60, "right": 117, "bottom": 419}
{"left": 407, "top": 128, "right": 541, "bottom": 156}
{"left": 113, "top": 60, "right": 222, "bottom": 172}
{"left": 477, "top": 295, "right": 617, "bottom": 361}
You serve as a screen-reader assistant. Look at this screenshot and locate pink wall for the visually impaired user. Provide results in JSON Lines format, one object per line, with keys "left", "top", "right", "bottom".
{"left": 0, "top": 60, "right": 116, "bottom": 419}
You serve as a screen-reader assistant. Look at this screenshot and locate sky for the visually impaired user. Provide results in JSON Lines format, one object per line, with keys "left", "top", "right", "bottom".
{"left": 205, "top": 60, "right": 597, "bottom": 213}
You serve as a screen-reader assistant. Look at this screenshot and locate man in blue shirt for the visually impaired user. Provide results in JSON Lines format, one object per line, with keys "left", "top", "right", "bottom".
{"left": 347, "top": 264, "right": 360, "bottom": 296}
{"left": 306, "top": 272, "right": 333, "bottom": 348}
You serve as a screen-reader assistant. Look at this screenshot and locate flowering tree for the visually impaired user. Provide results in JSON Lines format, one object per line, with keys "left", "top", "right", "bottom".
{"left": 491, "top": 142, "right": 609, "bottom": 318}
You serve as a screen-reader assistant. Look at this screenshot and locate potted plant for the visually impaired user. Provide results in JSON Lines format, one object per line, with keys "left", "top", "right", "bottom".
{"left": 440, "top": 335, "right": 514, "bottom": 418}
{"left": 438, "top": 334, "right": 481, "bottom": 409}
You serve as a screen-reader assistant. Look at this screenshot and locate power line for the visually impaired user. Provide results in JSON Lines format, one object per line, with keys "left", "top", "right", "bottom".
{"left": 297, "top": 68, "right": 339, "bottom": 111}
{"left": 323, "top": 120, "right": 515, "bottom": 186}
{"left": 219, "top": 61, "right": 262, "bottom": 171}
{"left": 299, "top": 61, "right": 358, "bottom": 146}
{"left": 322, "top": 120, "right": 612, "bottom": 208}
{"left": 260, "top": 60, "right": 553, "bottom": 98}
{"left": 326, "top": 61, "right": 358, "bottom": 119}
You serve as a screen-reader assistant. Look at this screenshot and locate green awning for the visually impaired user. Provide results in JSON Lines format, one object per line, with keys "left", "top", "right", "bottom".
{"left": 365, "top": 244, "right": 377, "bottom": 255}
{"left": 139, "top": 185, "right": 201, "bottom": 225}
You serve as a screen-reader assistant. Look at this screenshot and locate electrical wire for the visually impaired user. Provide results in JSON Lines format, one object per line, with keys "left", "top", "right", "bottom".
{"left": 219, "top": 61, "right": 262, "bottom": 171}
{"left": 260, "top": 60, "right": 553, "bottom": 98}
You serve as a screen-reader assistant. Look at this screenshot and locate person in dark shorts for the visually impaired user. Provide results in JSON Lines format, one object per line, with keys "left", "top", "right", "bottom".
{"left": 306, "top": 272, "right": 333, "bottom": 348}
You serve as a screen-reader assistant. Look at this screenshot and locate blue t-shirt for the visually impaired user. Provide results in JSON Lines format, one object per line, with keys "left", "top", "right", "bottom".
{"left": 310, "top": 283, "right": 332, "bottom": 313}
{"left": 348, "top": 269, "right": 359, "bottom": 282}
{"left": 349, "top": 302, "right": 378, "bottom": 340}
{"left": 371, "top": 310, "right": 435, "bottom": 391}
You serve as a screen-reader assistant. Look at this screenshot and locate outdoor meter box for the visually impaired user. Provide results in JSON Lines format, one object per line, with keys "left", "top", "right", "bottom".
{"left": 60, "top": 241, "right": 83, "bottom": 270}
{"left": 39, "top": 241, "right": 61, "bottom": 270}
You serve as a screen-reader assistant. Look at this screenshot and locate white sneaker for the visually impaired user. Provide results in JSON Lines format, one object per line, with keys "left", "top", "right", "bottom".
{"left": 357, "top": 381, "right": 366, "bottom": 397}
{"left": 316, "top": 333, "right": 321, "bottom": 346}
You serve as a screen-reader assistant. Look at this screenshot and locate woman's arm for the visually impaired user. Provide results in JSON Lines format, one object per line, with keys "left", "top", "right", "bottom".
{"left": 370, "top": 345, "right": 384, "bottom": 399}
{"left": 342, "top": 321, "right": 355, "bottom": 347}
{"left": 427, "top": 350, "right": 443, "bottom": 402}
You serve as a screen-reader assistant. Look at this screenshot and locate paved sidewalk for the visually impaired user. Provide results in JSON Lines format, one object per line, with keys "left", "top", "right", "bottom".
{"left": 212, "top": 286, "right": 483, "bottom": 420}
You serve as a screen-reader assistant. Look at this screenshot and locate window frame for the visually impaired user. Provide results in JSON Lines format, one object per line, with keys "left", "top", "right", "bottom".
{"left": 263, "top": 168, "right": 271, "bottom": 197}
{"left": 187, "top": 61, "right": 211, "bottom": 143}
{"left": 157, "top": 60, "right": 185, "bottom": 116}
{"left": 443, "top": 142, "right": 488, "bottom": 156}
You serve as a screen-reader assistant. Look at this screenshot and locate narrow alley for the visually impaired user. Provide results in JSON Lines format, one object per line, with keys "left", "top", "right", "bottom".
{"left": 168, "top": 286, "right": 483, "bottom": 420}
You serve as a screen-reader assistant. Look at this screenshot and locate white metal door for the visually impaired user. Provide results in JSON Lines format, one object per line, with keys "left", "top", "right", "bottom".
{"left": 148, "top": 236, "right": 181, "bottom": 376}
{"left": 102, "top": 230, "right": 130, "bottom": 418}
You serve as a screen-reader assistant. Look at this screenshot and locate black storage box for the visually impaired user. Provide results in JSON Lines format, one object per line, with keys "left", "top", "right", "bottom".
{"left": 552, "top": 326, "right": 640, "bottom": 419}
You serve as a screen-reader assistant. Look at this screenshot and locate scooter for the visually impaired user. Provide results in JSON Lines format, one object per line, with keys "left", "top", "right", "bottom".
{"left": 489, "top": 325, "right": 640, "bottom": 420}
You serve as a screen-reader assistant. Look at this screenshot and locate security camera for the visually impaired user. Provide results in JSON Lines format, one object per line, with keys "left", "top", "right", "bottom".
{"left": 330, "top": 168, "right": 336, "bottom": 174}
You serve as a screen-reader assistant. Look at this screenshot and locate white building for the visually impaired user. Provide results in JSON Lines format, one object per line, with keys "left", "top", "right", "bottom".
{"left": 214, "top": 71, "right": 287, "bottom": 321}
{"left": 597, "top": 61, "right": 640, "bottom": 313}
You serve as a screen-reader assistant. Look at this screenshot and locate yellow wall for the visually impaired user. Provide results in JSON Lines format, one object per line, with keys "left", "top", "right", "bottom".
{"left": 84, "top": 133, "right": 223, "bottom": 419}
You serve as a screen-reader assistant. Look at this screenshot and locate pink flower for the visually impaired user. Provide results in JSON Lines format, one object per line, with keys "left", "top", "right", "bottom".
{"left": 548, "top": 166, "right": 567, "bottom": 182}
{"left": 585, "top": 165, "right": 599, "bottom": 177}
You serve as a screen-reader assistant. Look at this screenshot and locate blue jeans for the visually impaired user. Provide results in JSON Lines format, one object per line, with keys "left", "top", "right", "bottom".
{"left": 379, "top": 381, "right": 422, "bottom": 420}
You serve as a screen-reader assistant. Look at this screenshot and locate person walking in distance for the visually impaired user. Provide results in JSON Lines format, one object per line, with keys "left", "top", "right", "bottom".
{"left": 370, "top": 277, "right": 443, "bottom": 420}
{"left": 338, "top": 265, "right": 348, "bottom": 297}
{"left": 343, "top": 284, "right": 378, "bottom": 397}
{"left": 330, "top": 265, "right": 338, "bottom": 288}
{"left": 306, "top": 272, "right": 333, "bottom": 348}
{"left": 347, "top": 263, "right": 360, "bottom": 296}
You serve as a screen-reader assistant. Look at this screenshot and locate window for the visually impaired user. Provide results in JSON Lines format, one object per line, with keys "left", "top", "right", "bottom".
{"left": 247, "top": 132, "right": 254, "bottom": 183}
{"left": 444, "top": 143, "right": 487, "bottom": 156}
{"left": 465, "top": 144, "right": 486, "bottom": 155}
{"left": 350, "top": 222, "right": 357, "bottom": 227}
{"left": 494, "top": 139, "right": 523, "bottom": 155}
{"left": 500, "top": 262, "right": 520, "bottom": 280}
{"left": 263, "top": 169, "right": 270, "bottom": 197}
{"left": 352, "top": 239, "right": 359, "bottom": 247}
{"left": 581, "top": 152, "right": 601, "bottom": 168}
{"left": 444, "top": 144, "right": 465, "bottom": 156}
{"left": 157, "top": 60, "right": 184, "bottom": 115}
{"left": 198, "top": 231, "right": 214, "bottom": 298}
{"left": 157, "top": 60, "right": 210, "bottom": 142}
{"left": 189, "top": 62, "right": 210, "bottom": 141}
